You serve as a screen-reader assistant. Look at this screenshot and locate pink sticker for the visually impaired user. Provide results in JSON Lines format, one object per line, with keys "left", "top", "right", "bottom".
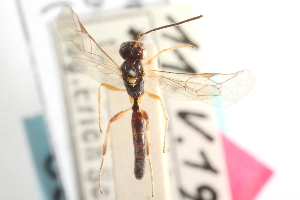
{"left": 222, "top": 134, "right": 273, "bottom": 200}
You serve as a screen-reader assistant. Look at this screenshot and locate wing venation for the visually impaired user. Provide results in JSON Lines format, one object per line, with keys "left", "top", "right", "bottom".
{"left": 57, "top": 5, "right": 123, "bottom": 86}
{"left": 145, "top": 69, "right": 255, "bottom": 107}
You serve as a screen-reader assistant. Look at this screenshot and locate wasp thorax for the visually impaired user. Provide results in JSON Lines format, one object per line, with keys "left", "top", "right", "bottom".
{"left": 119, "top": 41, "right": 145, "bottom": 60}
{"left": 121, "top": 58, "right": 144, "bottom": 87}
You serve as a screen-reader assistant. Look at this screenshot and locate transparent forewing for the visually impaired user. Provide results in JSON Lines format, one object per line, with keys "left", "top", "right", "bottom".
{"left": 57, "top": 5, "right": 123, "bottom": 85}
{"left": 144, "top": 69, "right": 255, "bottom": 107}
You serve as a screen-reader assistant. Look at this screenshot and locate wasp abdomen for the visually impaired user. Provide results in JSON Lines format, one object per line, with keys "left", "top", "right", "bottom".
{"left": 132, "top": 134, "right": 146, "bottom": 179}
{"left": 132, "top": 107, "right": 146, "bottom": 180}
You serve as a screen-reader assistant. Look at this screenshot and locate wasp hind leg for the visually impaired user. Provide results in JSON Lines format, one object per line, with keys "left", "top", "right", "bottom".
{"left": 98, "top": 107, "right": 131, "bottom": 194}
{"left": 141, "top": 109, "right": 154, "bottom": 197}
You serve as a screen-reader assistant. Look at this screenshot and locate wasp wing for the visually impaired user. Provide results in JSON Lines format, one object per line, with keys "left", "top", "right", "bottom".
{"left": 57, "top": 5, "right": 123, "bottom": 86}
{"left": 144, "top": 69, "right": 255, "bottom": 107}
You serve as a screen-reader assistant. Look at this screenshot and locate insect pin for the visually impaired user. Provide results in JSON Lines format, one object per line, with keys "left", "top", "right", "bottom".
{"left": 57, "top": 5, "right": 255, "bottom": 197}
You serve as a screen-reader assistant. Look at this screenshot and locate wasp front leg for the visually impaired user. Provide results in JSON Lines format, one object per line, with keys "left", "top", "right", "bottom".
{"left": 143, "top": 45, "right": 195, "bottom": 66}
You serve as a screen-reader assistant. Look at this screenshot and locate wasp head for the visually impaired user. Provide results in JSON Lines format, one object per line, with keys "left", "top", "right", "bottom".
{"left": 119, "top": 41, "right": 146, "bottom": 60}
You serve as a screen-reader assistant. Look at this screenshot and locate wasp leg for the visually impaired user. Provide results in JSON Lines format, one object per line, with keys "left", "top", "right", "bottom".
{"left": 99, "top": 108, "right": 131, "bottom": 194}
{"left": 141, "top": 109, "right": 154, "bottom": 197}
{"left": 144, "top": 91, "right": 169, "bottom": 153}
{"left": 143, "top": 45, "right": 195, "bottom": 65}
{"left": 98, "top": 83, "right": 126, "bottom": 132}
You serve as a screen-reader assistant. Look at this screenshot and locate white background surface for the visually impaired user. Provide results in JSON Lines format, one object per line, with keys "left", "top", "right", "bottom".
{"left": 1, "top": 0, "right": 300, "bottom": 200}
{"left": 190, "top": 1, "right": 300, "bottom": 200}
{"left": 0, "top": 1, "right": 42, "bottom": 200}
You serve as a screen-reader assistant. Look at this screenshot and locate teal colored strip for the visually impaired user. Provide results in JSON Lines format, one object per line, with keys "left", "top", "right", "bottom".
{"left": 24, "top": 115, "right": 64, "bottom": 200}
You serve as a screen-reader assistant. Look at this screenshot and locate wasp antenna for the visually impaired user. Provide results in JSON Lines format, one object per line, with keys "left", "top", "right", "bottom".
{"left": 136, "top": 15, "right": 203, "bottom": 41}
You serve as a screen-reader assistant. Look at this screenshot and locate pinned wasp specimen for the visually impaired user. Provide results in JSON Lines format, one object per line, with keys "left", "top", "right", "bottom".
{"left": 57, "top": 5, "right": 255, "bottom": 197}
